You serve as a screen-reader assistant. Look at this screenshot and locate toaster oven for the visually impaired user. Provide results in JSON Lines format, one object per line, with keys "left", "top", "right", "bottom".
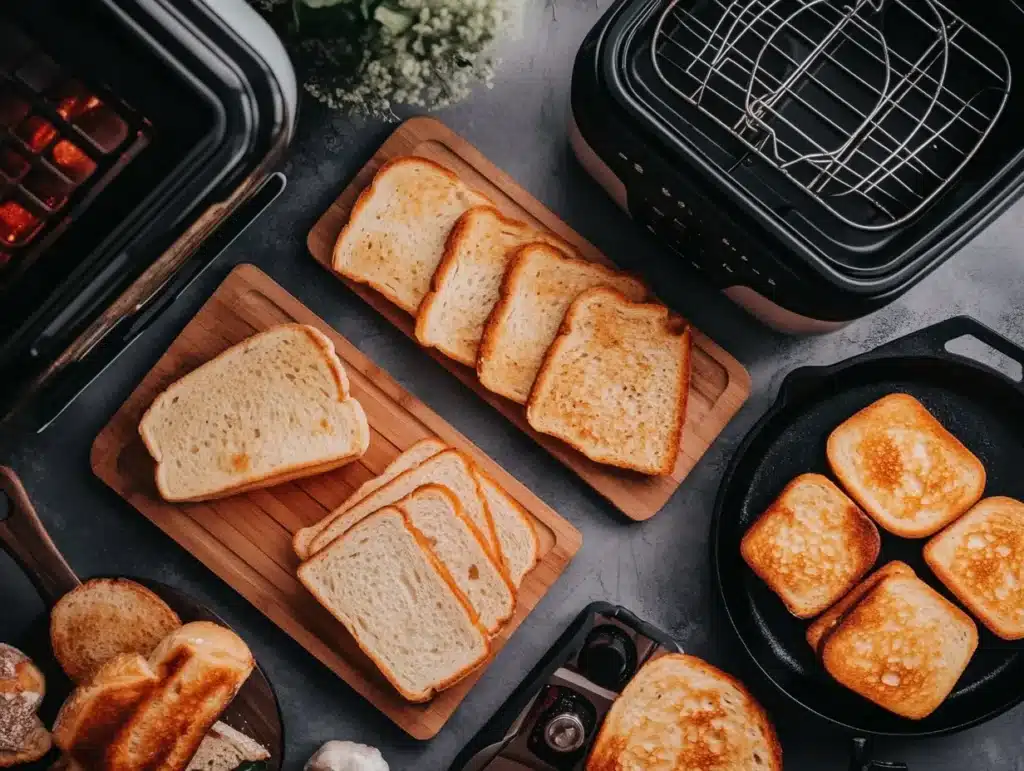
{"left": 0, "top": 0, "right": 296, "bottom": 427}
{"left": 570, "top": 0, "right": 1024, "bottom": 332}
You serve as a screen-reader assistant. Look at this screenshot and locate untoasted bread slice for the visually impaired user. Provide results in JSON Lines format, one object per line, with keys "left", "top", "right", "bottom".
{"left": 139, "top": 324, "right": 369, "bottom": 503}
{"left": 399, "top": 485, "right": 515, "bottom": 634}
{"left": 415, "top": 206, "right": 570, "bottom": 366}
{"left": 525, "top": 287, "right": 690, "bottom": 475}
{"left": 925, "top": 497, "right": 1024, "bottom": 640}
{"left": 50, "top": 578, "right": 181, "bottom": 683}
{"left": 477, "top": 244, "right": 647, "bottom": 404}
{"left": 52, "top": 653, "right": 160, "bottom": 768}
{"left": 102, "top": 622, "right": 254, "bottom": 771}
{"left": 821, "top": 574, "right": 978, "bottom": 719}
{"left": 741, "top": 474, "right": 881, "bottom": 618}
{"left": 298, "top": 507, "right": 489, "bottom": 702}
{"left": 186, "top": 721, "right": 269, "bottom": 771}
{"left": 306, "top": 449, "right": 498, "bottom": 560}
{"left": 827, "top": 394, "right": 985, "bottom": 538}
{"left": 586, "top": 653, "right": 782, "bottom": 771}
{"left": 292, "top": 438, "right": 447, "bottom": 560}
{"left": 332, "top": 157, "right": 490, "bottom": 314}
{"left": 473, "top": 470, "right": 539, "bottom": 588}
{"left": 806, "top": 561, "right": 915, "bottom": 652}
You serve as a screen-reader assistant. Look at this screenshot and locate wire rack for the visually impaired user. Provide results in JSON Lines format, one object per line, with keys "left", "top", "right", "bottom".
{"left": 650, "top": 0, "right": 1012, "bottom": 231}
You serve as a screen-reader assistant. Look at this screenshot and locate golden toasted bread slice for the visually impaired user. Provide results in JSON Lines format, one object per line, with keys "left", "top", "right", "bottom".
{"left": 827, "top": 394, "right": 985, "bottom": 538}
{"left": 51, "top": 578, "right": 181, "bottom": 683}
{"left": 586, "top": 653, "right": 782, "bottom": 771}
{"left": 806, "top": 561, "right": 915, "bottom": 652}
{"left": 821, "top": 574, "right": 978, "bottom": 720}
{"left": 925, "top": 497, "right": 1024, "bottom": 640}
{"left": 0, "top": 719, "right": 50, "bottom": 768}
{"left": 741, "top": 474, "right": 881, "bottom": 618}
{"left": 0, "top": 644, "right": 48, "bottom": 761}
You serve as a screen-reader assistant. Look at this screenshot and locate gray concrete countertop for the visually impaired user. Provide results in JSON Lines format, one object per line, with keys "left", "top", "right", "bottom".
{"left": 3, "top": 2, "right": 1024, "bottom": 768}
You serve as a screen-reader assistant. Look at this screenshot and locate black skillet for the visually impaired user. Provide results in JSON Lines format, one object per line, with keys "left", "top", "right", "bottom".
{"left": 0, "top": 466, "right": 285, "bottom": 770}
{"left": 712, "top": 316, "right": 1024, "bottom": 770}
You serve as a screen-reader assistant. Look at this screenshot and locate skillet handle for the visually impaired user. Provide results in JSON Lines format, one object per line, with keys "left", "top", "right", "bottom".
{"left": 849, "top": 737, "right": 907, "bottom": 771}
{"left": 0, "top": 466, "right": 80, "bottom": 606}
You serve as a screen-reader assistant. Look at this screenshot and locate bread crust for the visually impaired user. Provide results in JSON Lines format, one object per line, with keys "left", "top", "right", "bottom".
{"left": 299, "top": 507, "right": 490, "bottom": 702}
{"left": 471, "top": 467, "right": 540, "bottom": 585}
{"left": 525, "top": 286, "right": 689, "bottom": 475}
{"left": 332, "top": 156, "right": 490, "bottom": 314}
{"left": 139, "top": 324, "right": 368, "bottom": 503}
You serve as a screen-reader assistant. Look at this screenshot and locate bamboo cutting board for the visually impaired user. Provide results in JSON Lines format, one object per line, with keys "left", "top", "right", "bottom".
{"left": 90, "top": 264, "right": 582, "bottom": 740}
{"left": 307, "top": 117, "right": 750, "bottom": 520}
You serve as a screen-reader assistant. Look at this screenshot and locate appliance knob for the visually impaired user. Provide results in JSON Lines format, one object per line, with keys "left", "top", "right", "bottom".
{"left": 543, "top": 712, "right": 587, "bottom": 753}
{"left": 577, "top": 625, "right": 637, "bottom": 690}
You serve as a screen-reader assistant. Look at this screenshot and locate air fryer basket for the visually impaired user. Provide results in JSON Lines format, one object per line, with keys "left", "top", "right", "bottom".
{"left": 600, "top": 0, "right": 1024, "bottom": 282}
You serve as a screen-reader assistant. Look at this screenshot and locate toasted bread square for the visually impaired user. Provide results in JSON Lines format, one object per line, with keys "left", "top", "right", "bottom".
{"left": 740, "top": 474, "right": 881, "bottom": 618}
{"left": 806, "top": 561, "right": 915, "bottom": 652}
{"left": 525, "top": 287, "right": 690, "bottom": 475}
{"left": 827, "top": 394, "right": 985, "bottom": 538}
{"left": 821, "top": 574, "right": 977, "bottom": 719}
{"left": 925, "top": 497, "right": 1024, "bottom": 640}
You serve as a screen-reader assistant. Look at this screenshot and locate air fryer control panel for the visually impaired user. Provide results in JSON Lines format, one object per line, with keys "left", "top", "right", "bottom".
{"left": 452, "top": 603, "right": 680, "bottom": 771}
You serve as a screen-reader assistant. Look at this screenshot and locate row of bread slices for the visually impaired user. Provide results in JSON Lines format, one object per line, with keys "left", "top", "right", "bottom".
{"left": 743, "top": 393, "right": 1021, "bottom": 721}
{"left": 1, "top": 578, "right": 265, "bottom": 771}
{"left": 332, "top": 156, "right": 692, "bottom": 476}
{"left": 293, "top": 439, "right": 540, "bottom": 702}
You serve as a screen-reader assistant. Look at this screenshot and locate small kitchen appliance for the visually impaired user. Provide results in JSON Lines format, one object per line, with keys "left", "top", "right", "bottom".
{"left": 0, "top": 0, "right": 297, "bottom": 427}
{"left": 452, "top": 603, "right": 680, "bottom": 771}
{"left": 571, "top": 0, "right": 1024, "bottom": 332}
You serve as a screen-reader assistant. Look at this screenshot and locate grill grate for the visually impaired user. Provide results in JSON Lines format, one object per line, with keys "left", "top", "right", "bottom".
{"left": 650, "top": 0, "right": 1011, "bottom": 231}
{"left": 0, "top": 20, "right": 150, "bottom": 276}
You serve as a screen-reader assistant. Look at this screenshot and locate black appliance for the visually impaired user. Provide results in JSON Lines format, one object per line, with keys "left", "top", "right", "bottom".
{"left": 713, "top": 316, "right": 1024, "bottom": 768}
{"left": 0, "top": 0, "right": 297, "bottom": 427}
{"left": 570, "top": 0, "right": 1024, "bottom": 332}
{"left": 452, "top": 603, "right": 680, "bottom": 771}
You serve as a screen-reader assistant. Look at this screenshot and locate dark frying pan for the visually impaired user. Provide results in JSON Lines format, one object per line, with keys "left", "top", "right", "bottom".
{"left": 0, "top": 466, "right": 285, "bottom": 770}
{"left": 711, "top": 317, "right": 1024, "bottom": 770}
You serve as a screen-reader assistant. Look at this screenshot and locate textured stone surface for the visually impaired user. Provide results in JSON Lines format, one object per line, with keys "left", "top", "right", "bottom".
{"left": 3, "top": 1, "right": 1024, "bottom": 768}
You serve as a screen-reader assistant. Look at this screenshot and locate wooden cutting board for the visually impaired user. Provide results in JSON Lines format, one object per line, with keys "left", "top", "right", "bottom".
{"left": 307, "top": 116, "right": 750, "bottom": 520}
{"left": 90, "top": 264, "right": 582, "bottom": 740}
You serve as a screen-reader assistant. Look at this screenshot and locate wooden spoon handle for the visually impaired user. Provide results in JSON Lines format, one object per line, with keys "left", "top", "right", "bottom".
{"left": 0, "top": 466, "right": 80, "bottom": 606}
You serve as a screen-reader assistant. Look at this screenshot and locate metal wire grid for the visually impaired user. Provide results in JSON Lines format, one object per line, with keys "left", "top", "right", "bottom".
{"left": 650, "top": 0, "right": 1012, "bottom": 231}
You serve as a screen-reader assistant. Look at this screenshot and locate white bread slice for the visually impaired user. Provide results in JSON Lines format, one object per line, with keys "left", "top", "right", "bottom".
{"left": 925, "top": 497, "right": 1024, "bottom": 640}
{"left": 104, "top": 622, "right": 254, "bottom": 771}
{"left": 826, "top": 393, "right": 985, "bottom": 538}
{"left": 399, "top": 485, "right": 515, "bottom": 634}
{"left": 526, "top": 287, "right": 691, "bottom": 475}
{"left": 52, "top": 653, "right": 160, "bottom": 766}
{"left": 332, "top": 157, "right": 490, "bottom": 314}
{"left": 186, "top": 722, "right": 269, "bottom": 771}
{"left": 415, "top": 206, "right": 570, "bottom": 366}
{"left": 586, "top": 654, "right": 782, "bottom": 771}
{"left": 293, "top": 438, "right": 447, "bottom": 560}
{"left": 306, "top": 449, "right": 498, "bottom": 560}
{"left": 297, "top": 507, "right": 489, "bottom": 702}
{"left": 472, "top": 470, "right": 539, "bottom": 588}
{"left": 477, "top": 243, "right": 647, "bottom": 404}
{"left": 50, "top": 578, "right": 182, "bottom": 683}
{"left": 139, "top": 324, "right": 369, "bottom": 503}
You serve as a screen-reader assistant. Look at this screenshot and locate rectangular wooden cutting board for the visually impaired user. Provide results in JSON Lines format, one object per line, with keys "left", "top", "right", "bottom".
{"left": 307, "top": 117, "right": 750, "bottom": 520}
{"left": 91, "top": 264, "right": 582, "bottom": 740}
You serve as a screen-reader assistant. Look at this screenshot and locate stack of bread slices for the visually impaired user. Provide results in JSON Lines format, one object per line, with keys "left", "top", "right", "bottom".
{"left": 332, "top": 157, "right": 692, "bottom": 476}
{"left": 294, "top": 440, "right": 540, "bottom": 702}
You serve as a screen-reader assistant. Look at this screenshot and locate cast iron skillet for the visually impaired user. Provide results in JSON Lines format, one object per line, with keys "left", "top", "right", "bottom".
{"left": 712, "top": 317, "right": 1024, "bottom": 770}
{"left": 0, "top": 466, "right": 285, "bottom": 770}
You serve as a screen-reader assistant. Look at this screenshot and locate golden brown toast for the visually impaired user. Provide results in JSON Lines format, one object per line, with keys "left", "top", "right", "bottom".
{"left": 827, "top": 394, "right": 985, "bottom": 538}
{"left": 0, "top": 644, "right": 49, "bottom": 765}
{"left": 806, "top": 561, "right": 915, "bottom": 652}
{"left": 821, "top": 574, "right": 978, "bottom": 720}
{"left": 586, "top": 653, "right": 781, "bottom": 771}
{"left": 740, "top": 473, "right": 881, "bottom": 618}
{"left": 925, "top": 496, "right": 1024, "bottom": 640}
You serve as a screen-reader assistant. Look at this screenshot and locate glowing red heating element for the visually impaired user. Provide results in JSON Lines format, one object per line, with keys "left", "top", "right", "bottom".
{"left": 15, "top": 115, "right": 57, "bottom": 153}
{"left": 51, "top": 139, "right": 96, "bottom": 183}
{"left": 0, "top": 200, "right": 40, "bottom": 246}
